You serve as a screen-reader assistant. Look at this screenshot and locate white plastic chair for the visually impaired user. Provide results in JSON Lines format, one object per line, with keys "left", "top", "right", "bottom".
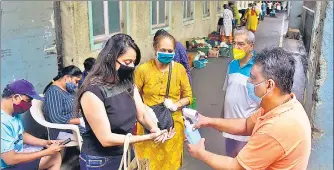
{"left": 30, "top": 96, "right": 83, "bottom": 151}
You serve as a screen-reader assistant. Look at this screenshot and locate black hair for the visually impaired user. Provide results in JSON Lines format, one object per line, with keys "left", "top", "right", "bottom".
{"left": 224, "top": 4, "right": 228, "bottom": 9}
{"left": 1, "top": 86, "right": 15, "bottom": 98}
{"left": 153, "top": 29, "right": 176, "bottom": 49}
{"left": 83, "top": 57, "right": 96, "bottom": 72}
{"left": 74, "top": 33, "right": 141, "bottom": 114}
{"left": 254, "top": 47, "right": 296, "bottom": 94}
{"left": 43, "top": 65, "right": 82, "bottom": 94}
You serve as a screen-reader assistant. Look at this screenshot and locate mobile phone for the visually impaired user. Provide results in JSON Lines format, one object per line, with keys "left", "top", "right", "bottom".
{"left": 60, "top": 138, "right": 71, "bottom": 145}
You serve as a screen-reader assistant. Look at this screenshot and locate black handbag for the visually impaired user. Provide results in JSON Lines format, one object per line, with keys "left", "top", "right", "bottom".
{"left": 145, "top": 63, "right": 174, "bottom": 134}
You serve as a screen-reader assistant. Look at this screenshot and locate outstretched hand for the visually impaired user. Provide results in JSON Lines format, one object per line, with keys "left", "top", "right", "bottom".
{"left": 193, "top": 113, "right": 211, "bottom": 129}
{"left": 152, "top": 127, "right": 176, "bottom": 143}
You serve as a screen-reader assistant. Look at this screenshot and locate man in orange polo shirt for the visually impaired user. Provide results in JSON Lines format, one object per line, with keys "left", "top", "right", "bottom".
{"left": 187, "top": 47, "right": 311, "bottom": 170}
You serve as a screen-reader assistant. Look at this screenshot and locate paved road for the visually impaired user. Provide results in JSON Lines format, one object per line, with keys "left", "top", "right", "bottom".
{"left": 181, "top": 12, "right": 288, "bottom": 170}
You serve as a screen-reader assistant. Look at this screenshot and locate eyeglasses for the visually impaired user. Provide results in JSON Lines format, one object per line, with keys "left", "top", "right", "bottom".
{"left": 232, "top": 42, "right": 247, "bottom": 48}
{"left": 16, "top": 94, "right": 32, "bottom": 103}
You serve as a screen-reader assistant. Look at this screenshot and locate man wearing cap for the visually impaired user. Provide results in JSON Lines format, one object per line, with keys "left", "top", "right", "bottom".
{"left": 1, "top": 79, "right": 64, "bottom": 170}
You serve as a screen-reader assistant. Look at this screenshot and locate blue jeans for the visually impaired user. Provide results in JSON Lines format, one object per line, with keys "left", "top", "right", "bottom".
{"left": 79, "top": 151, "right": 134, "bottom": 170}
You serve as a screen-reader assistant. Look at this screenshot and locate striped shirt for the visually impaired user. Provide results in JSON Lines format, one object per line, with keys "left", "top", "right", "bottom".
{"left": 174, "top": 42, "right": 192, "bottom": 85}
{"left": 223, "top": 52, "right": 259, "bottom": 142}
{"left": 42, "top": 85, "right": 85, "bottom": 140}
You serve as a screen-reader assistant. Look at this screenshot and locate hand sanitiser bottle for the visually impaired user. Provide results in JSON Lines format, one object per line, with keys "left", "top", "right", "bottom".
{"left": 184, "top": 119, "right": 202, "bottom": 144}
{"left": 182, "top": 108, "right": 201, "bottom": 144}
{"left": 182, "top": 108, "right": 199, "bottom": 123}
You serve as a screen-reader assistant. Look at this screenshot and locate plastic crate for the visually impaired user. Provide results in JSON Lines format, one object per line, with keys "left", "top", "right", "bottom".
{"left": 196, "top": 47, "right": 210, "bottom": 56}
{"left": 219, "top": 45, "right": 233, "bottom": 58}
{"left": 193, "top": 60, "right": 206, "bottom": 69}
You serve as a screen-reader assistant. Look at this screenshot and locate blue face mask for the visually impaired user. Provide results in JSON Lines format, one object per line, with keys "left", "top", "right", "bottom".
{"left": 66, "top": 82, "right": 77, "bottom": 93}
{"left": 157, "top": 52, "right": 175, "bottom": 64}
{"left": 246, "top": 80, "right": 267, "bottom": 104}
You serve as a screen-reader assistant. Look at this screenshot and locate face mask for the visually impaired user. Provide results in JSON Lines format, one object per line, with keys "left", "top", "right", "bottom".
{"left": 13, "top": 95, "right": 32, "bottom": 114}
{"left": 246, "top": 81, "right": 267, "bottom": 104}
{"left": 233, "top": 48, "right": 247, "bottom": 60}
{"left": 66, "top": 81, "right": 77, "bottom": 93}
{"left": 157, "top": 52, "right": 175, "bottom": 64}
{"left": 117, "top": 60, "right": 135, "bottom": 82}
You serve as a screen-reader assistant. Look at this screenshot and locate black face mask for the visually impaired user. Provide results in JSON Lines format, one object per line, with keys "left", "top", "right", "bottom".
{"left": 116, "top": 60, "right": 135, "bottom": 82}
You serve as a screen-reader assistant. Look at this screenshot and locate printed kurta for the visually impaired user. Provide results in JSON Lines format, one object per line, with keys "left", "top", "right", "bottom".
{"left": 134, "top": 59, "right": 192, "bottom": 170}
{"left": 245, "top": 9, "right": 260, "bottom": 32}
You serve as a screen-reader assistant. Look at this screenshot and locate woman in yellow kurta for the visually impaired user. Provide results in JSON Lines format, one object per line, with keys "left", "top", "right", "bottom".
{"left": 244, "top": 3, "right": 260, "bottom": 33}
{"left": 134, "top": 29, "right": 192, "bottom": 170}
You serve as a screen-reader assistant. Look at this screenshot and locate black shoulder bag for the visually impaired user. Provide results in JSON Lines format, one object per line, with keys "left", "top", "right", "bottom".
{"left": 145, "top": 63, "right": 174, "bottom": 134}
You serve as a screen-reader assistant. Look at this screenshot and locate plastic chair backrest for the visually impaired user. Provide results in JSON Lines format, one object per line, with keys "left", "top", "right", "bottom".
{"left": 30, "top": 99, "right": 48, "bottom": 125}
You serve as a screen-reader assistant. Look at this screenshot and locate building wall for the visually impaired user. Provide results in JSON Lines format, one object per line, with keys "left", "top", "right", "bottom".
{"left": 235, "top": 1, "right": 254, "bottom": 10}
{"left": 307, "top": 1, "right": 333, "bottom": 169}
{"left": 1, "top": 1, "right": 58, "bottom": 93}
{"left": 288, "top": 1, "right": 303, "bottom": 29}
{"left": 59, "top": 1, "right": 242, "bottom": 68}
{"left": 300, "top": 7, "right": 315, "bottom": 53}
{"left": 303, "top": 1, "right": 317, "bottom": 11}
{"left": 128, "top": 1, "right": 221, "bottom": 63}
{"left": 1, "top": 1, "right": 59, "bottom": 138}
{"left": 60, "top": 2, "right": 100, "bottom": 70}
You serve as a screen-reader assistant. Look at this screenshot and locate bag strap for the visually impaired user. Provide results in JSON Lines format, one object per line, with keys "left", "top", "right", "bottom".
{"left": 118, "top": 133, "right": 131, "bottom": 170}
{"left": 165, "top": 63, "right": 173, "bottom": 99}
{"left": 118, "top": 133, "right": 139, "bottom": 170}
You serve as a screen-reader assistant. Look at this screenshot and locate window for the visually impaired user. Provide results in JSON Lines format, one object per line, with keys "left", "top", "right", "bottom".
{"left": 217, "top": 1, "right": 222, "bottom": 14}
{"left": 238, "top": 1, "right": 244, "bottom": 9}
{"left": 203, "top": 1, "right": 210, "bottom": 18}
{"left": 183, "top": 1, "right": 194, "bottom": 22}
{"left": 88, "top": 1, "right": 123, "bottom": 50}
{"left": 151, "top": 1, "right": 169, "bottom": 29}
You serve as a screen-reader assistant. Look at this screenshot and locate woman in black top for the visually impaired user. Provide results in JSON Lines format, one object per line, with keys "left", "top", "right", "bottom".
{"left": 75, "top": 34, "right": 168, "bottom": 170}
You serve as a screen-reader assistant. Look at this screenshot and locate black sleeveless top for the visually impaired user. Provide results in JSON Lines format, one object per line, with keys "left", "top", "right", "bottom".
{"left": 79, "top": 82, "right": 137, "bottom": 156}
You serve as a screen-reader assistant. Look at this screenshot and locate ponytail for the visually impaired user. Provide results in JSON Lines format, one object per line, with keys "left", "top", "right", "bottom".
{"left": 43, "top": 65, "right": 83, "bottom": 94}
{"left": 43, "top": 75, "right": 62, "bottom": 94}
